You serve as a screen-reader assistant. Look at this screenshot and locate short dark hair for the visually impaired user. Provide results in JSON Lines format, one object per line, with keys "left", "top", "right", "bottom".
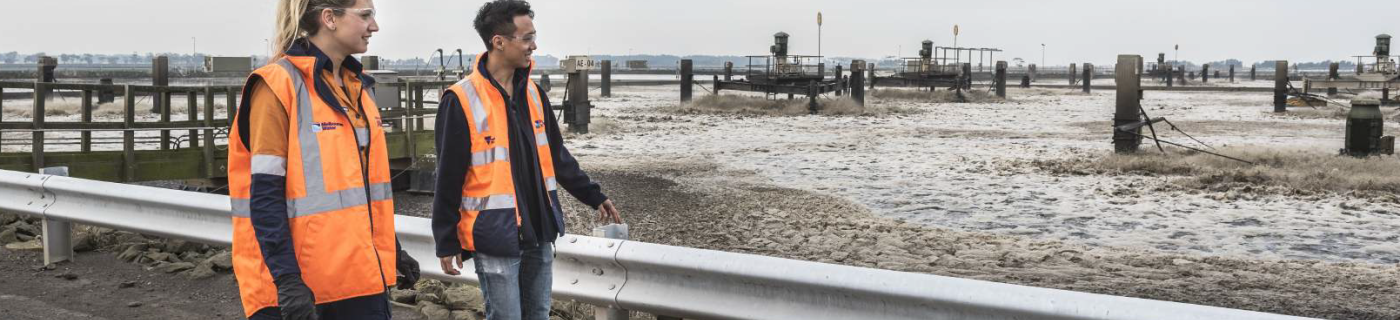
{"left": 474, "top": 0, "right": 535, "bottom": 51}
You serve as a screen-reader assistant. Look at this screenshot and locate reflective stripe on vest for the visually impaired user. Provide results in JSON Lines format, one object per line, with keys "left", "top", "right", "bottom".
{"left": 472, "top": 146, "right": 510, "bottom": 168}
{"left": 230, "top": 59, "right": 391, "bottom": 218}
{"left": 458, "top": 78, "right": 491, "bottom": 134}
{"left": 461, "top": 194, "right": 516, "bottom": 212}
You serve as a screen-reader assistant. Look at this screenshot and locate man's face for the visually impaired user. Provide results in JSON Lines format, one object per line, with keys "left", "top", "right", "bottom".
{"left": 495, "top": 15, "right": 537, "bottom": 69}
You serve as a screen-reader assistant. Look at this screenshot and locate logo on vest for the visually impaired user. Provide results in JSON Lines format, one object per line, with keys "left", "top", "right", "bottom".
{"left": 534, "top": 120, "right": 544, "bottom": 129}
{"left": 311, "top": 122, "right": 344, "bottom": 132}
{"left": 484, "top": 136, "right": 496, "bottom": 145}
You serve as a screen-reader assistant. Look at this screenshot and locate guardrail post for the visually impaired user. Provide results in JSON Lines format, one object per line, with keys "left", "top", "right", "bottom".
{"left": 1250, "top": 65, "right": 1256, "bottom": 81}
{"left": 188, "top": 91, "right": 199, "bottom": 148}
{"left": 32, "top": 81, "right": 46, "bottom": 172}
{"left": 1083, "top": 63, "right": 1093, "bottom": 93}
{"left": 1274, "top": 61, "right": 1288, "bottom": 113}
{"left": 1028, "top": 64, "right": 1037, "bottom": 83}
{"left": 1202, "top": 64, "right": 1209, "bottom": 83}
{"left": 414, "top": 84, "right": 426, "bottom": 130}
{"left": 601, "top": 60, "right": 612, "bottom": 98}
{"left": 592, "top": 224, "right": 630, "bottom": 320}
{"left": 995, "top": 61, "right": 1007, "bottom": 98}
{"left": 1328, "top": 62, "right": 1340, "bottom": 97}
{"left": 1229, "top": 65, "right": 1236, "bottom": 83}
{"left": 680, "top": 59, "right": 693, "bottom": 103}
{"left": 1114, "top": 55, "right": 1143, "bottom": 153}
{"left": 40, "top": 166, "right": 73, "bottom": 265}
{"left": 124, "top": 85, "right": 137, "bottom": 181}
{"left": 1177, "top": 66, "right": 1186, "bottom": 86}
{"left": 204, "top": 87, "right": 217, "bottom": 178}
{"left": 81, "top": 89, "right": 93, "bottom": 152}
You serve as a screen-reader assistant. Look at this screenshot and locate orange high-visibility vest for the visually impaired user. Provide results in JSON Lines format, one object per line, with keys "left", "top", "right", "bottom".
{"left": 227, "top": 57, "right": 396, "bottom": 317}
{"left": 442, "top": 55, "right": 559, "bottom": 255}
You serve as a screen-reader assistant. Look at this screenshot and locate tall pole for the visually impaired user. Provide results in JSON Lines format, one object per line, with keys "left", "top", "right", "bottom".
{"left": 1041, "top": 43, "right": 1046, "bottom": 69}
{"left": 817, "top": 12, "right": 823, "bottom": 62}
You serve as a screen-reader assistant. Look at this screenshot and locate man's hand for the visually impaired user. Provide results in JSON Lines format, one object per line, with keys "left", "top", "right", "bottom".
{"left": 396, "top": 248, "right": 421, "bottom": 290}
{"left": 597, "top": 199, "right": 623, "bottom": 224}
{"left": 273, "top": 274, "right": 319, "bottom": 320}
{"left": 439, "top": 255, "right": 464, "bottom": 276}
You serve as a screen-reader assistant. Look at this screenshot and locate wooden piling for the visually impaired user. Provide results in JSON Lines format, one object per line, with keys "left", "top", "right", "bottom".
{"left": 724, "top": 62, "right": 733, "bottom": 81}
{"left": 187, "top": 91, "right": 198, "bottom": 148}
{"left": 123, "top": 85, "right": 137, "bottom": 181}
{"left": 203, "top": 87, "right": 216, "bottom": 178}
{"left": 601, "top": 60, "right": 612, "bottom": 98}
{"left": 81, "top": 89, "right": 93, "bottom": 152}
{"left": 1083, "top": 63, "right": 1093, "bottom": 93}
{"left": 850, "top": 60, "right": 865, "bottom": 106}
{"left": 680, "top": 59, "right": 693, "bottom": 103}
{"left": 160, "top": 91, "right": 172, "bottom": 150}
{"left": 1114, "top": 55, "right": 1143, "bottom": 153}
{"left": 995, "top": 61, "right": 1007, "bottom": 98}
{"left": 151, "top": 56, "right": 169, "bottom": 113}
{"left": 32, "top": 82, "right": 46, "bottom": 172}
{"left": 1328, "top": 62, "right": 1340, "bottom": 97}
{"left": 1274, "top": 61, "right": 1288, "bottom": 113}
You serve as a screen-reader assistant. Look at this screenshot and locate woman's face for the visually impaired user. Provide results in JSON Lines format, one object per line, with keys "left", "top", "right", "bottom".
{"left": 326, "top": 0, "right": 378, "bottom": 55}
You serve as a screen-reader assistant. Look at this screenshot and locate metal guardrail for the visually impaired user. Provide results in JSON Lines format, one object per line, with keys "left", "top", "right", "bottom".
{"left": 0, "top": 168, "right": 1319, "bottom": 320}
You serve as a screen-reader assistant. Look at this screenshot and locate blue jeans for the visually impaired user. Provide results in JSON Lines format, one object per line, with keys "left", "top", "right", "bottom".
{"left": 473, "top": 244, "right": 554, "bottom": 320}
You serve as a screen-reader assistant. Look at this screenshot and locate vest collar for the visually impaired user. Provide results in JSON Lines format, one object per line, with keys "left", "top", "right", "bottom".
{"left": 469, "top": 52, "right": 535, "bottom": 87}
{"left": 281, "top": 39, "right": 373, "bottom": 114}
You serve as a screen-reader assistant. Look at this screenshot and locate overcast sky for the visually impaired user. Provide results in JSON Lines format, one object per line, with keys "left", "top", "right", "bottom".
{"left": 3, "top": 0, "right": 1398, "bottom": 65}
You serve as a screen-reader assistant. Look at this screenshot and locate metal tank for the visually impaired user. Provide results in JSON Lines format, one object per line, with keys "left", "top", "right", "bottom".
{"left": 1342, "top": 98, "right": 1388, "bottom": 157}
{"left": 770, "top": 32, "right": 789, "bottom": 57}
{"left": 1376, "top": 34, "right": 1391, "bottom": 57}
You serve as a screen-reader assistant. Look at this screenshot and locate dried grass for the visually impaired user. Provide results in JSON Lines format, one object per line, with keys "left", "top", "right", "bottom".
{"left": 675, "top": 94, "right": 914, "bottom": 116}
{"left": 870, "top": 88, "right": 1003, "bottom": 103}
{"left": 1031, "top": 147, "right": 1400, "bottom": 196}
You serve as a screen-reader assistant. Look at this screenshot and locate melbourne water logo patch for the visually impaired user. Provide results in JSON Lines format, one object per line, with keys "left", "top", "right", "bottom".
{"left": 311, "top": 122, "right": 344, "bottom": 132}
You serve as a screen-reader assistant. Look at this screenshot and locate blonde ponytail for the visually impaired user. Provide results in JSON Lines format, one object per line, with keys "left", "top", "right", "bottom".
{"left": 269, "top": 0, "right": 357, "bottom": 63}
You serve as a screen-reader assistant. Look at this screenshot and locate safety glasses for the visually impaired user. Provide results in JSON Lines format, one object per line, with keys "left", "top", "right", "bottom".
{"left": 332, "top": 7, "right": 376, "bottom": 20}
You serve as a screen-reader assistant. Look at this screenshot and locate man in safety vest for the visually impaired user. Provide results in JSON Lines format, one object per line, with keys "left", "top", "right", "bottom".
{"left": 432, "top": 1, "right": 623, "bottom": 319}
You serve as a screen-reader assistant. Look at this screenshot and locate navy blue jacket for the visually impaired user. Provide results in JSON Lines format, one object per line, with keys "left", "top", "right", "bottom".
{"left": 431, "top": 54, "right": 608, "bottom": 258}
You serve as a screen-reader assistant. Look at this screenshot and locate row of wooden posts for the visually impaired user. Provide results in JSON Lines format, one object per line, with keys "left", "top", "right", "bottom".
{"left": 0, "top": 79, "right": 447, "bottom": 180}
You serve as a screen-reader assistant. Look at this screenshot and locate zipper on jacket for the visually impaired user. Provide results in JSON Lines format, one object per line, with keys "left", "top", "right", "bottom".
{"left": 343, "top": 80, "right": 390, "bottom": 292}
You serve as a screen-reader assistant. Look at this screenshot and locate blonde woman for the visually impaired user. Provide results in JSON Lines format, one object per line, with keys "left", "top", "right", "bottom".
{"left": 227, "top": 0, "right": 418, "bottom": 319}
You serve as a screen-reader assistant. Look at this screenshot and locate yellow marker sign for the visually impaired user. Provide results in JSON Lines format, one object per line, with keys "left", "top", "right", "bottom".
{"left": 817, "top": 12, "right": 823, "bottom": 26}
